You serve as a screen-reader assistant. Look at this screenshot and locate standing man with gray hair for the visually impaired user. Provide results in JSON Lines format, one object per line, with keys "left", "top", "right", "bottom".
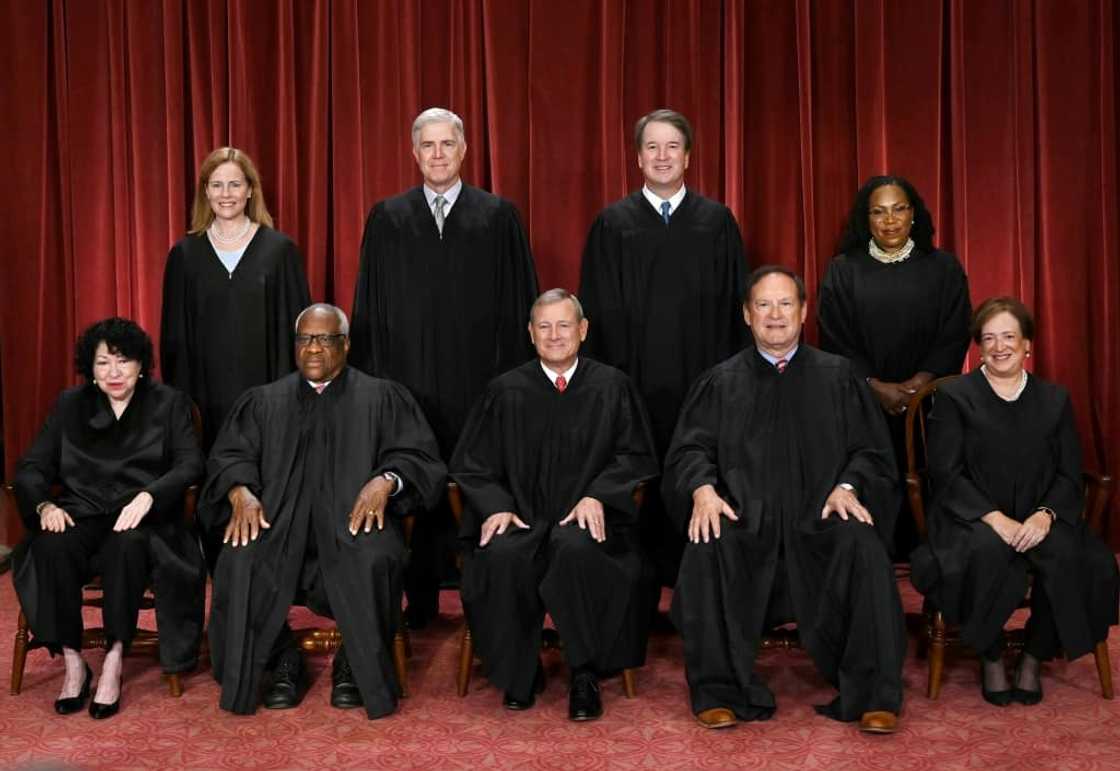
{"left": 351, "top": 108, "right": 539, "bottom": 628}
{"left": 579, "top": 108, "right": 748, "bottom": 591}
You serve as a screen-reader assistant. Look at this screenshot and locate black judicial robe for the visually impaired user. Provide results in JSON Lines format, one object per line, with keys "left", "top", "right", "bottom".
{"left": 663, "top": 345, "right": 905, "bottom": 721}
{"left": 817, "top": 246, "right": 971, "bottom": 555}
{"left": 579, "top": 190, "right": 748, "bottom": 456}
{"left": 160, "top": 227, "right": 310, "bottom": 449}
{"left": 350, "top": 184, "right": 539, "bottom": 456}
{"left": 200, "top": 367, "right": 446, "bottom": 718}
{"left": 910, "top": 370, "right": 1118, "bottom": 658}
{"left": 12, "top": 381, "right": 206, "bottom": 671}
{"left": 451, "top": 358, "right": 659, "bottom": 699}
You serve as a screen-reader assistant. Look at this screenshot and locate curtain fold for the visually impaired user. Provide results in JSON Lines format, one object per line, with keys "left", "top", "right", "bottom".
{"left": 1, "top": 0, "right": 1118, "bottom": 544}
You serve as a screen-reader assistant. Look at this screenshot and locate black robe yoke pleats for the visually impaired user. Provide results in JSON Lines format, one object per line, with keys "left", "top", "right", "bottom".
{"left": 200, "top": 368, "right": 446, "bottom": 718}
{"left": 451, "top": 358, "right": 659, "bottom": 701}
{"left": 663, "top": 346, "right": 905, "bottom": 721}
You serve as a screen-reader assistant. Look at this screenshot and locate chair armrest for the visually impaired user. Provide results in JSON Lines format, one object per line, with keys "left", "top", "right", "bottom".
{"left": 1083, "top": 471, "right": 1114, "bottom": 536}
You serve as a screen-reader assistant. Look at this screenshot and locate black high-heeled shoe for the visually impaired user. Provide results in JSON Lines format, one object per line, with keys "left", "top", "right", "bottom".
{"left": 980, "top": 659, "right": 1013, "bottom": 707}
{"left": 89, "top": 696, "right": 121, "bottom": 720}
{"left": 54, "top": 663, "right": 93, "bottom": 715}
{"left": 1012, "top": 654, "right": 1044, "bottom": 706}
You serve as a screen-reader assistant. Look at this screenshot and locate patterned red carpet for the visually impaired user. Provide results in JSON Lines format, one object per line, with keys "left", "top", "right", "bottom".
{"left": 1, "top": 576, "right": 1119, "bottom": 770}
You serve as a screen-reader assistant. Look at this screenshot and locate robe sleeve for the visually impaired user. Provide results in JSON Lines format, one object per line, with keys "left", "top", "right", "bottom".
{"left": 371, "top": 382, "right": 447, "bottom": 518}
{"left": 12, "top": 394, "right": 65, "bottom": 529}
{"left": 661, "top": 372, "right": 726, "bottom": 533}
{"left": 159, "top": 243, "right": 192, "bottom": 390}
{"left": 714, "top": 208, "right": 749, "bottom": 360}
{"left": 198, "top": 390, "right": 265, "bottom": 533}
{"left": 836, "top": 371, "right": 900, "bottom": 539}
{"left": 449, "top": 387, "right": 519, "bottom": 538}
{"left": 350, "top": 204, "right": 391, "bottom": 377}
{"left": 584, "top": 378, "right": 660, "bottom": 525}
{"left": 1037, "top": 392, "right": 1085, "bottom": 525}
{"left": 817, "top": 259, "right": 874, "bottom": 380}
{"left": 143, "top": 390, "right": 205, "bottom": 519}
{"left": 927, "top": 391, "right": 998, "bottom": 522}
{"left": 917, "top": 255, "right": 971, "bottom": 377}
{"left": 578, "top": 214, "right": 629, "bottom": 367}
{"left": 267, "top": 234, "right": 311, "bottom": 381}
{"left": 493, "top": 203, "right": 539, "bottom": 373}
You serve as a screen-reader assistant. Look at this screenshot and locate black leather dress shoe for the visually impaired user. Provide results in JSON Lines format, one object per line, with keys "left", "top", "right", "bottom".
{"left": 263, "top": 649, "right": 305, "bottom": 710}
{"left": 331, "top": 645, "right": 363, "bottom": 709}
{"left": 568, "top": 672, "right": 603, "bottom": 722}
{"left": 503, "top": 660, "right": 546, "bottom": 710}
{"left": 55, "top": 663, "right": 93, "bottom": 715}
{"left": 89, "top": 696, "right": 120, "bottom": 720}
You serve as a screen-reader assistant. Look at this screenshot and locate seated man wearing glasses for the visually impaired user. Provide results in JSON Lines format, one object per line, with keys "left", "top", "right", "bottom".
{"left": 201, "top": 304, "right": 446, "bottom": 719}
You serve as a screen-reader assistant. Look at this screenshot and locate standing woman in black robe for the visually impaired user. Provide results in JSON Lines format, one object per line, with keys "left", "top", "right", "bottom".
{"left": 12, "top": 318, "right": 205, "bottom": 719}
{"left": 910, "top": 298, "right": 1118, "bottom": 705}
{"left": 818, "top": 176, "right": 971, "bottom": 556}
{"left": 160, "top": 147, "right": 311, "bottom": 451}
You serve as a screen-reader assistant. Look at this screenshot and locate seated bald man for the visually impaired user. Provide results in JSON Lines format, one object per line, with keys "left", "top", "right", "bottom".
{"left": 451, "top": 289, "right": 658, "bottom": 721}
{"left": 200, "top": 304, "right": 446, "bottom": 719}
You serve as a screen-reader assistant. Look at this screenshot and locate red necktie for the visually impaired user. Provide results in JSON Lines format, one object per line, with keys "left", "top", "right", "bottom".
{"left": 775, "top": 359, "right": 788, "bottom": 373}
{"left": 314, "top": 383, "right": 326, "bottom": 394}
{"left": 555, "top": 375, "right": 567, "bottom": 393}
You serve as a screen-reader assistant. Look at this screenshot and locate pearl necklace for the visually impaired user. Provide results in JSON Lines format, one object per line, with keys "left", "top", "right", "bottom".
{"left": 208, "top": 218, "right": 253, "bottom": 246}
{"left": 868, "top": 237, "right": 915, "bottom": 264}
{"left": 980, "top": 364, "right": 1028, "bottom": 401}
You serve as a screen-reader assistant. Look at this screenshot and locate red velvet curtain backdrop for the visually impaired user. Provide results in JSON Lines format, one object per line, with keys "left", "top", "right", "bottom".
{"left": 1, "top": 0, "right": 1118, "bottom": 545}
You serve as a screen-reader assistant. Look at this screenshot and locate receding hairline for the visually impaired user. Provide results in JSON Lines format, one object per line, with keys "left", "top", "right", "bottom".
{"left": 411, "top": 108, "right": 466, "bottom": 146}
{"left": 529, "top": 289, "right": 585, "bottom": 323}
{"left": 295, "top": 304, "right": 350, "bottom": 335}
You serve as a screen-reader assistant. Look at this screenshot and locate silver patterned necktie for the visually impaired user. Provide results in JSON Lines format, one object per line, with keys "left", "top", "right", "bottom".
{"left": 661, "top": 200, "right": 671, "bottom": 225}
{"left": 433, "top": 194, "right": 446, "bottom": 236}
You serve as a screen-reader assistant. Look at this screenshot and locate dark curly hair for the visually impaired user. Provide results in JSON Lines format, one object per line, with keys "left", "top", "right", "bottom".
{"left": 837, "top": 175, "right": 936, "bottom": 254}
{"left": 74, "top": 317, "right": 154, "bottom": 382}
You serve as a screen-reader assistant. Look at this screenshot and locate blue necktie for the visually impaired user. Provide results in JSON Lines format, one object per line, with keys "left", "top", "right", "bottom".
{"left": 661, "top": 201, "right": 671, "bottom": 225}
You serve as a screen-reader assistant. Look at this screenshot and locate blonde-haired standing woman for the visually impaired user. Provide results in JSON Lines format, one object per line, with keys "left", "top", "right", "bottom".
{"left": 160, "top": 147, "right": 310, "bottom": 568}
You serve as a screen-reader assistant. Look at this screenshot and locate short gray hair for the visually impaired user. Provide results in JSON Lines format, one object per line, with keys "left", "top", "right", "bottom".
{"left": 530, "top": 288, "right": 584, "bottom": 323}
{"left": 295, "top": 303, "right": 350, "bottom": 335}
{"left": 411, "top": 107, "right": 465, "bottom": 146}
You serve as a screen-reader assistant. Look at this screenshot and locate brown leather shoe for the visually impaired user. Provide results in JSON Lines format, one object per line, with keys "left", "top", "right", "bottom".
{"left": 859, "top": 710, "right": 898, "bottom": 734}
{"left": 695, "top": 707, "right": 737, "bottom": 729}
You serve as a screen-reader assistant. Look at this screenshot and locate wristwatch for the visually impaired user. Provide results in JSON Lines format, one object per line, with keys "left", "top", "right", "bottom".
{"left": 382, "top": 471, "right": 402, "bottom": 496}
{"left": 35, "top": 501, "right": 52, "bottom": 516}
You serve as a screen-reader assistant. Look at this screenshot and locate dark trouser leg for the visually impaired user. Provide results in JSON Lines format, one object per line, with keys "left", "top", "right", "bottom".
{"left": 806, "top": 521, "right": 906, "bottom": 721}
{"left": 97, "top": 528, "right": 152, "bottom": 649}
{"left": 461, "top": 527, "right": 547, "bottom": 702}
{"left": 671, "top": 529, "right": 776, "bottom": 721}
{"left": 404, "top": 499, "right": 454, "bottom": 625}
{"left": 540, "top": 525, "right": 648, "bottom": 674}
{"left": 21, "top": 518, "right": 109, "bottom": 651}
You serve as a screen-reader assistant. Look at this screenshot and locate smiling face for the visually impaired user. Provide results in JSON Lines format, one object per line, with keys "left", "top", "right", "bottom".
{"left": 295, "top": 309, "right": 350, "bottom": 383}
{"left": 529, "top": 298, "right": 588, "bottom": 374}
{"left": 637, "top": 120, "right": 690, "bottom": 198}
{"left": 867, "top": 184, "right": 915, "bottom": 252}
{"left": 978, "top": 310, "right": 1031, "bottom": 378}
{"left": 743, "top": 273, "right": 807, "bottom": 359}
{"left": 204, "top": 161, "right": 252, "bottom": 223}
{"left": 92, "top": 342, "right": 141, "bottom": 404}
{"left": 413, "top": 121, "right": 466, "bottom": 193}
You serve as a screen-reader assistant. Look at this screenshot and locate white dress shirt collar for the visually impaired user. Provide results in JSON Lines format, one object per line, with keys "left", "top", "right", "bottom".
{"left": 642, "top": 184, "right": 687, "bottom": 217}
{"left": 540, "top": 359, "right": 578, "bottom": 386}
{"left": 423, "top": 179, "right": 463, "bottom": 213}
{"left": 757, "top": 345, "right": 799, "bottom": 367}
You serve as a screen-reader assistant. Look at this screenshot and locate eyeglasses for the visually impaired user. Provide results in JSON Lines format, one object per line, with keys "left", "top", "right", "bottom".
{"left": 868, "top": 204, "right": 913, "bottom": 220}
{"left": 295, "top": 334, "right": 346, "bottom": 348}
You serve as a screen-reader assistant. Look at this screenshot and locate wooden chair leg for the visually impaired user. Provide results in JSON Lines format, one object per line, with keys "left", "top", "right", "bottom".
{"left": 927, "top": 611, "right": 946, "bottom": 700}
{"left": 11, "top": 610, "right": 29, "bottom": 695}
{"left": 1094, "top": 640, "right": 1114, "bottom": 700}
{"left": 622, "top": 668, "right": 636, "bottom": 699}
{"left": 456, "top": 625, "right": 474, "bottom": 697}
{"left": 167, "top": 672, "right": 183, "bottom": 697}
{"left": 392, "top": 630, "right": 409, "bottom": 698}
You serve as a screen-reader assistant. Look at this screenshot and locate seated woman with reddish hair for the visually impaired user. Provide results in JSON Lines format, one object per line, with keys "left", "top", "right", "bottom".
{"left": 911, "top": 297, "right": 1118, "bottom": 706}
{"left": 12, "top": 317, "right": 205, "bottom": 719}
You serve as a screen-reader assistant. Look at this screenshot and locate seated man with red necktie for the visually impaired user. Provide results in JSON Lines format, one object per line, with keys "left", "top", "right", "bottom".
{"left": 664, "top": 265, "right": 906, "bottom": 734}
{"left": 451, "top": 289, "right": 659, "bottom": 721}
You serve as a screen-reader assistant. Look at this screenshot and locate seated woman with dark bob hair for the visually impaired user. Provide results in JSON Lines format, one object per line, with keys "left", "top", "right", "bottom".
{"left": 911, "top": 297, "right": 1118, "bottom": 706}
{"left": 12, "top": 317, "right": 205, "bottom": 719}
